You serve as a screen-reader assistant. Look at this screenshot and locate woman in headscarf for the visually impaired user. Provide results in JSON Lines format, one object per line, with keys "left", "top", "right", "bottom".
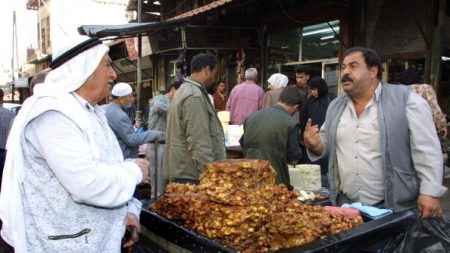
{"left": 299, "top": 77, "right": 336, "bottom": 187}
{"left": 263, "top": 73, "right": 289, "bottom": 108}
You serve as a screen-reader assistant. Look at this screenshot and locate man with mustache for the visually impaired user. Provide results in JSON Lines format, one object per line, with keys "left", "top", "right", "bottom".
{"left": 0, "top": 35, "right": 150, "bottom": 252}
{"left": 164, "top": 53, "right": 225, "bottom": 184}
{"left": 304, "top": 47, "right": 447, "bottom": 219}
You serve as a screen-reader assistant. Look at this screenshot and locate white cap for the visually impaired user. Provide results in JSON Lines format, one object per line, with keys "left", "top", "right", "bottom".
{"left": 112, "top": 82, "right": 132, "bottom": 97}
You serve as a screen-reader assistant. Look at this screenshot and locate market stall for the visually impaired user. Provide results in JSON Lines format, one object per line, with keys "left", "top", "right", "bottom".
{"left": 138, "top": 159, "right": 416, "bottom": 253}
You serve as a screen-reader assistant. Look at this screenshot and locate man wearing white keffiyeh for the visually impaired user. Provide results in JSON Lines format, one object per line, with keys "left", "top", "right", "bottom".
{"left": 0, "top": 35, "right": 149, "bottom": 253}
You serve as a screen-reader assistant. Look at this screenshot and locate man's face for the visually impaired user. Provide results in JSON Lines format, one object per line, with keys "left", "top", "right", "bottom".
{"left": 340, "top": 51, "right": 376, "bottom": 97}
{"left": 83, "top": 54, "right": 117, "bottom": 104}
{"left": 295, "top": 73, "right": 310, "bottom": 88}
{"left": 310, "top": 88, "right": 319, "bottom": 98}
{"left": 218, "top": 82, "right": 226, "bottom": 93}
{"left": 121, "top": 93, "right": 135, "bottom": 108}
{"left": 204, "top": 66, "right": 218, "bottom": 87}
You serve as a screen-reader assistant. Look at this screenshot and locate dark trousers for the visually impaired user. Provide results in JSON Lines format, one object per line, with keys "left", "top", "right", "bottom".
{"left": 0, "top": 221, "right": 14, "bottom": 253}
{"left": 0, "top": 150, "right": 6, "bottom": 191}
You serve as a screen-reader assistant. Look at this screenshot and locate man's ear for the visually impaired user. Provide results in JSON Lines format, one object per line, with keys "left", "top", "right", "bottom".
{"left": 371, "top": 66, "right": 378, "bottom": 79}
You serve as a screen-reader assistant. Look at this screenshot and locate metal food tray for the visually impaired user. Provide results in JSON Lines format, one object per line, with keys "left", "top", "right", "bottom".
{"left": 140, "top": 200, "right": 416, "bottom": 253}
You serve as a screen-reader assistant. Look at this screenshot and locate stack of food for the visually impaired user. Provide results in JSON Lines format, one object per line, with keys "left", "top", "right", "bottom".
{"left": 197, "top": 159, "right": 276, "bottom": 206}
{"left": 148, "top": 159, "right": 363, "bottom": 253}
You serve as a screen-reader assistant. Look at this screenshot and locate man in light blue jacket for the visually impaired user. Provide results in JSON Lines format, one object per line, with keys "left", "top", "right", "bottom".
{"left": 103, "top": 82, "right": 163, "bottom": 159}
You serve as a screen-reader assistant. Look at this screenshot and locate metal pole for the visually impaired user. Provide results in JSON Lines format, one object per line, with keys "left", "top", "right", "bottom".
{"left": 153, "top": 140, "right": 158, "bottom": 199}
{"left": 135, "top": 0, "right": 143, "bottom": 125}
{"left": 11, "top": 10, "right": 17, "bottom": 103}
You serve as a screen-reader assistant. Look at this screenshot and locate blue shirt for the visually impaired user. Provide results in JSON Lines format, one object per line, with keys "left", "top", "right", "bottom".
{"left": 147, "top": 94, "right": 170, "bottom": 132}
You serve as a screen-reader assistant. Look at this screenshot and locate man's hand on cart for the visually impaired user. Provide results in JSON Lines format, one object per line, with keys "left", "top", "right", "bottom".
{"left": 123, "top": 213, "right": 141, "bottom": 248}
{"left": 128, "top": 158, "right": 150, "bottom": 183}
{"left": 418, "top": 194, "right": 443, "bottom": 219}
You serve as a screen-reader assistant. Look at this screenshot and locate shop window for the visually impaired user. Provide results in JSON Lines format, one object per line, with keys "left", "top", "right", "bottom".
{"left": 386, "top": 59, "right": 425, "bottom": 84}
{"left": 302, "top": 20, "right": 340, "bottom": 61}
{"left": 323, "top": 62, "right": 339, "bottom": 94}
{"left": 268, "top": 28, "right": 301, "bottom": 65}
{"left": 168, "top": 60, "right": 178, "bottom": 84}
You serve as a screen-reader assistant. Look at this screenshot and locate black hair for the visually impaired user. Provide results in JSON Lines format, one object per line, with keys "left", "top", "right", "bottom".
{"left": 166, "top": 80, "right": 182, "bottom": 93}
{"left": 190, "top": 53, "right": 217, "bottom": 73}
{"left": 401, "top": 68, "right": 420, "bottom": 85}
{"left": 343, "top": 47, "right": 383, "bottom": 80}
{"left": 278, "top": 86, "right": 306, "bottom": 106}
{"left": 295, "top": 65, "right": 310, "bottom": 75}
{"left": 0, "top": 88, "right": 3, "bottom": 99}
{"left": 309, "top": 77, "right": 328, "bottom": 99}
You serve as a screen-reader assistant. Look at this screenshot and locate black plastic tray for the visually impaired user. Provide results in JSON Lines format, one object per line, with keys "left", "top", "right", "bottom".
{"left": 140, "top": 201, "right": 416, "bottom": 253}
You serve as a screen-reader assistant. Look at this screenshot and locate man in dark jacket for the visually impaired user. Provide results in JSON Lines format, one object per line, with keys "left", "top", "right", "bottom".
{"left": 240, "top": 86, "right": 305, "bottom": 189}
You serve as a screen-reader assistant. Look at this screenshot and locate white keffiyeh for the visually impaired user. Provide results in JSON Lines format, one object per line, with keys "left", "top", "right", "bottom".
{"left": 0, "top": 35, "right": 109, "bottom": 253}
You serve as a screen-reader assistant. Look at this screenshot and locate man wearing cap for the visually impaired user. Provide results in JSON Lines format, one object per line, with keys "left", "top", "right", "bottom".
{"left": 164, "top": 53, "right": 226, "bottom": 184}
{"left": 103, "top": 82, "right": 162, "bottom": 159}
{"left": 0, "top": 35, "right": 149, "bottom": 252}
{"left": 240, "top": 86, "right": 304, "bottom": 189}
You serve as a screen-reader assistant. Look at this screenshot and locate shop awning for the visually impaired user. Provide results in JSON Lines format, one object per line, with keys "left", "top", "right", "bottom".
{"left": 79, "top": 0, "right": 237, "bottom": 38}
{"left": 168, "top": 0, "right": 234, "bottom": 20}
{"left": 78, "top": 17, "right": 188, "bottom": 38}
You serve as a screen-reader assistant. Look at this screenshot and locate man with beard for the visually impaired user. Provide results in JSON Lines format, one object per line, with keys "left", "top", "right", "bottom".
{"left": 304, "top": 47, "right": 446, "bottom": 219}
{"left": 103, "top": 82, "right": 162, "bottom": 160}
{"left": 164, "top": 53, "right": 225, "bottom": 184}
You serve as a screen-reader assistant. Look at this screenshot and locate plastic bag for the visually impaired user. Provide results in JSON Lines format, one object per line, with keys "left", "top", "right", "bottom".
{"left": 384, "top": 215, "right": 450, "bottom": 253}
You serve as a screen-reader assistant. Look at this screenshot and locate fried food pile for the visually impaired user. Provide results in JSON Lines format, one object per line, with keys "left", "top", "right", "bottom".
{"left": 148, "top": 159, "right": 363, "bottom": 253}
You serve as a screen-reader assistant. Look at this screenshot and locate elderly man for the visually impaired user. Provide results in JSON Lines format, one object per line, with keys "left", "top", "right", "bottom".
{"left": 103, "top": 82, "right": 161, "bottom": 159}
{"left": 304, "top": 47, "right": 447, "bottom": 218}
{"left": 0, "top": 35, "right": 149, "bottom": 252}
{"left": 225, "top": 68, "right": 265, "bottom": 125}
{"left": 241, "top": 86, "right": 304, "bottom": 189}
{"left": 164, "top": 53, "right": 225, "bottom": 184}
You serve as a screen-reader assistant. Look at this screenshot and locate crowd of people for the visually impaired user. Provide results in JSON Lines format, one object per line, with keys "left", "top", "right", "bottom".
{"left": 0, "top": 34, "right": 447, "bottom": 252}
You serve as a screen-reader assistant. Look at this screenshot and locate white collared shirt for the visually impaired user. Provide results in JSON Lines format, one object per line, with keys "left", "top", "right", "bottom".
{"left": 335, "top": 83, "right": 383, "bottom": 204}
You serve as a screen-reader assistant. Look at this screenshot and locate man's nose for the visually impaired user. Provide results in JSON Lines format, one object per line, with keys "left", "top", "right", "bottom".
{"left": 110, "top": 68, "right": 117, "bottom": 80}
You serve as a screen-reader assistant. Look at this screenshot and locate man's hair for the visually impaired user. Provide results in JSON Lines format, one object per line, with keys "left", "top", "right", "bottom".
{"left": 244, "top": 68, "right": 258, "bottom": 80}
{"left": 167, "top": 80, "right": 182, "bottom": 92}
{"left": 278, "top": 86, "right": 306, "bottom": 106}
{"left": 295, "top": 65, "right": 310, "bottom": 75}
{"left": 343, "top": 47, "right": 383, "bottom": 80}
{"left": 190, "top": 53, "right": 217, "bottom": 73}
{"left": 401, "top": 68, "right": 420, "bottom": 85}
{"left": 0, "top": 89, "right": 3, "bottom": 100}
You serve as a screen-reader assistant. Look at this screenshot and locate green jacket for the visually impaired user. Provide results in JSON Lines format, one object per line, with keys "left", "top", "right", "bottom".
{"left": 242, "top": 105, "right": 301, "bottom": 189}
{"left": 163, "top": 77, "right": 225, "bottom": 181}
